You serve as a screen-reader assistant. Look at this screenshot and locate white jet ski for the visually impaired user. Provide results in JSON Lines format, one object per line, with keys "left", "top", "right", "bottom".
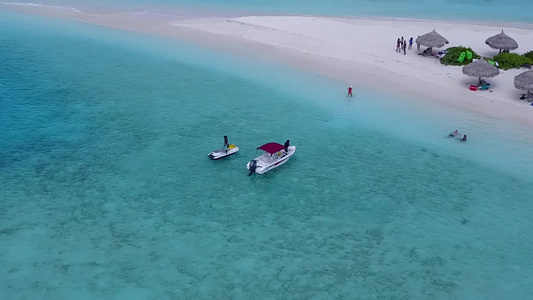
{"left": 208, "top": 144, "right": 239, "bottom": 160}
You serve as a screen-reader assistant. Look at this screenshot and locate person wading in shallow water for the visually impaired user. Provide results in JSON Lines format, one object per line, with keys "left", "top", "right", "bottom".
{"left": 449, "top": 130, "right": 458, "bottom": 137}
{"left": 347, "top": 85, "right": 353, "bottom": 97}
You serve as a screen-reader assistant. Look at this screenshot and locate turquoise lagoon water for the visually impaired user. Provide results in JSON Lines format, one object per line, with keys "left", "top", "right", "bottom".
{"left": 2, "top": 9, "right": 533, "bottom": 300}
{"left": 1, "top": 0, "right": 533, "bottom": 23}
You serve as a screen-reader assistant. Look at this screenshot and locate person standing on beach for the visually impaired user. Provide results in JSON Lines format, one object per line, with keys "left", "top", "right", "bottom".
{"left": 416, "top": 36, "right": 420, "bottom": 50}
{"left": 403, "top": 41, "right": 407, "bottom": 55}
{"left": 408, "top": 37, "right": 413, "bottom": 50}
{"left": 347, "top": 85, "right": 353, "bottom": 97}
{"left": 396, "top": 38, "right": 401, "bottom": 53}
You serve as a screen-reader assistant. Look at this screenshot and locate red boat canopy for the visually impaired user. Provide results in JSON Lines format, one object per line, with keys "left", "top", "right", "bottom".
{"left": 257, "top": 142, "right": 285, "bottom": 154}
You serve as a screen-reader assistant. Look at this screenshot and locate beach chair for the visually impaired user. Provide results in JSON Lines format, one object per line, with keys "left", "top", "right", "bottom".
{"left": 521, "top": 92, "right": 533, "bottom": 102}
{"left": 478, "top": 81, "right": 490, "bottom": 90}
{"left": 418, "top": 47, "right": 433, "bottom": 56}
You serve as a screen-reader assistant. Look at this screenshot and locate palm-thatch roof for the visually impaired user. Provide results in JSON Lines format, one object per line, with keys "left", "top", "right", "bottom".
{"left": 415, "top": 29, "right": 449, "bottom": 48}
{"left": 514, "top": 70, "right": 533, "bottom": 101}
{"left": 485, "top": 30, "right": 518, "bottom": 52}
{"left": 514, "top": 70, "right": 533, "bottom": 90}
{"left": 462, "top": 59, "right": 500, "bottom": 80}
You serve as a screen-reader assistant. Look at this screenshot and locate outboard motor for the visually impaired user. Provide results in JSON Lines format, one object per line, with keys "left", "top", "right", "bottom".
{"left": 248, "top": 159, "right": 258, "bottom": 176}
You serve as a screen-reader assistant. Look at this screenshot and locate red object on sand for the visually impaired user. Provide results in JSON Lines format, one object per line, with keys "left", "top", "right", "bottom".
{"left": 469, "top": 85, "right": 478, "bottom": 91}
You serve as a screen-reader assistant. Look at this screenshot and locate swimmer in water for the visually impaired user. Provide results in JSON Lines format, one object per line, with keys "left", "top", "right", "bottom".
{"left": 449, "top": 130, "right": 458, "bottom": 137}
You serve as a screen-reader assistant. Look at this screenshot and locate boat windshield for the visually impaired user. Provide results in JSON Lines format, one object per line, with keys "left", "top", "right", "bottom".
{"left": 261, "top": 151, "right": 285, "bottom": 164}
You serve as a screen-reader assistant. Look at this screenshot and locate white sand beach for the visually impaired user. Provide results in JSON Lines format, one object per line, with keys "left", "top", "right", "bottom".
{"left": 173, "top": 16, "right": 533, "bottom": 127}
{"left": 4, "top": 3, "right": 533, "bottom": 127}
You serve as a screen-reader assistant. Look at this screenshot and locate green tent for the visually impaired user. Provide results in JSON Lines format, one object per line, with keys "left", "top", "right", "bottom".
{"left": 457, "top": 52, "right": 466, "bottom": 63}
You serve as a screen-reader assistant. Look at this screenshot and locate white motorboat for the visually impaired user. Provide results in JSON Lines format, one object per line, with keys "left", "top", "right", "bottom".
{"left": 208, "top": 144, "right": 239, "bottom": 160}
{"left": 247, "top": 141, "right": 295, "bottom": 175}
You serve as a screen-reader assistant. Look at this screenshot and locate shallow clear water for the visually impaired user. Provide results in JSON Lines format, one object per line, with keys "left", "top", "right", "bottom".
{"left": 1, "top": 10, "right": 533, "bottom": 300}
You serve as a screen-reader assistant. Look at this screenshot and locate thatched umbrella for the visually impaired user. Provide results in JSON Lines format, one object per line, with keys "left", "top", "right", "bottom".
{"left": 415, "top": 29, "right": 449, "bottom": 52}
{"left": 462, "top": 59, "right": 500, "bottom": 85}
{"left": 485, "top": 30, "right": 518, "bottom": 53}
{"left": 514, "top": 70, "right": 533, "bottom": 101}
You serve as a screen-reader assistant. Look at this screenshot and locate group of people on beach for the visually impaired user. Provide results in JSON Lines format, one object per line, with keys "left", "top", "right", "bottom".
{"left": 396, "top": 37, "right": 414, "bottom": 55}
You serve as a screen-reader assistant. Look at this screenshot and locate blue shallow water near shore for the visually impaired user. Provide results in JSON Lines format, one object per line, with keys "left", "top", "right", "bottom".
{"left": 3, "top": 0, "right": 533, "bottom": 23}
{"left": 1, "top": 11, "right": 533, "bottom": 300}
